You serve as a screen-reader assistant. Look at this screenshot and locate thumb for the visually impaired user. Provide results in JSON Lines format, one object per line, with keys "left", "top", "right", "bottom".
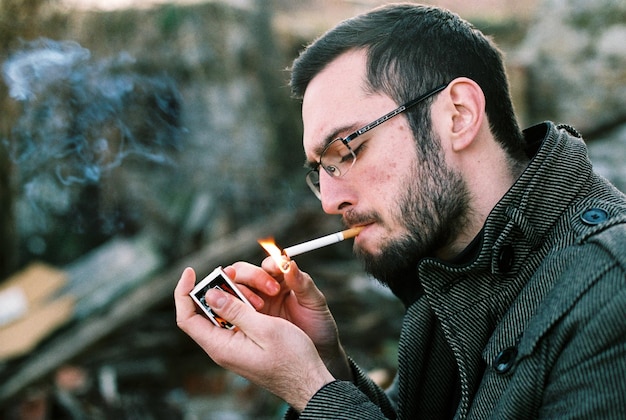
{"left": 205, "top": 288, "right": 255, "bottom": 330}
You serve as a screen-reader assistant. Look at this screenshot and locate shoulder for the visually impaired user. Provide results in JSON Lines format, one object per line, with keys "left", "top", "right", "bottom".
{"left": 581, "top": 214, "right": 626, "bottom": 266}
{"left": 570, "top": 195, "right": 626, "bottom": 272}
{"left": 520, "top": 200, "right": 626, "bottom": 349}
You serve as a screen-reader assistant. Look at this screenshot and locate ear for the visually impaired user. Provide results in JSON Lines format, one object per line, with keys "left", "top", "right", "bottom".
{"left": 446, "top": 78, "right": 485, "bottom": 152}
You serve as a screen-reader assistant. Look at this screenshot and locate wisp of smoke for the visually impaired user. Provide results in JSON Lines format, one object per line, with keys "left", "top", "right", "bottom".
{"left": 3, "top": 38, "right": 183, "bottom": 187}
{"left": 2, "top": 38, "right": 184, "bottom": 240}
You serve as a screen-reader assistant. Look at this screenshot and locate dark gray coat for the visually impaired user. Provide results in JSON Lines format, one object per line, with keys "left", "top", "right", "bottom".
{"left": 290, "top": 122, "right": 626, "bottom": 419}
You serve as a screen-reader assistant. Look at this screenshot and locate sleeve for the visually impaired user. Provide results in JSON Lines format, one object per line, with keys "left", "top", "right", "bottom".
{"left": 283, "top": 357, "right": 397, "bottom": 419}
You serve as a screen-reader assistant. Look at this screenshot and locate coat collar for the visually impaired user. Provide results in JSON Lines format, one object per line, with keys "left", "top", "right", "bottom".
{"left": 416, "top": 121, "right": 592, "bottom": 301}
{"left": 408, "top": 122, "right": 594, "bottom": 415}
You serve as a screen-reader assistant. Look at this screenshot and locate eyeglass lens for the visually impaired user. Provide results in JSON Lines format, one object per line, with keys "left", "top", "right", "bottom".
{"left": 306, "top": 137, "right": 357, "bottom": 199}
{"left": 320, "top": 138, "right": 357, "bottom": 177}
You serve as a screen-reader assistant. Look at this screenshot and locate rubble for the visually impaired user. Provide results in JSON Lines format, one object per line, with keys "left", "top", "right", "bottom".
{"left": 0, "top": 210, "right": 404, "bottom": 418}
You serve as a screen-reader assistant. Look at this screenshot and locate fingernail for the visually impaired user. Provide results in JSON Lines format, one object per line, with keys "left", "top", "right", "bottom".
{"left": 267, "top": 280, "right": 280, "bottom": 294}
{"left": 207, "top": 289, "right": 227, "bottom": 309}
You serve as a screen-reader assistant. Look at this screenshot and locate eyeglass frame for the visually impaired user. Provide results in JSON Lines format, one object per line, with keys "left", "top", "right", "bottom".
{"left": 305, "top": 81, "right": 450, "bottom": 199}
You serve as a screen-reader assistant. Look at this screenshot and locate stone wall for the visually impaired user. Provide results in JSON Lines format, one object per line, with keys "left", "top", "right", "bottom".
{"left": 515, "top": 0, "right": 626, "bottom": 190}
{"left": 517, "top": 0, "right": 626, "bottom": 132}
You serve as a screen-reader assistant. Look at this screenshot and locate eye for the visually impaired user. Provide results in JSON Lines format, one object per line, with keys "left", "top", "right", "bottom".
{"left": 326, "top": 164, "right": 339, "bottom": 174}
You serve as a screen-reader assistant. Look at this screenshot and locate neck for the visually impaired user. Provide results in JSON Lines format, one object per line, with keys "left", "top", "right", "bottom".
{"left": 438, "top": 138, "right": 528, "bottom": 260}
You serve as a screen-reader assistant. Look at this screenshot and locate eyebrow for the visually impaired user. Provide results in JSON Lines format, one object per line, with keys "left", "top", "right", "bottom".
{"left": 303, "top": 123, "right": 361, "bottom": 170}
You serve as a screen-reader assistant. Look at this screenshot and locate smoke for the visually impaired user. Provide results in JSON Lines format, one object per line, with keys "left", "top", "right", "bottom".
{"left": 3, "top": 38, "right": 182, "bottom": 185}
{"left": 2, "top": 38, "right": 185, "bottom": 255}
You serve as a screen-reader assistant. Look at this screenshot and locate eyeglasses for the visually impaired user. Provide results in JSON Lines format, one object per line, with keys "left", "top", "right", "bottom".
{"left": 305, "top": 82, "right": 449, "bottom": 199}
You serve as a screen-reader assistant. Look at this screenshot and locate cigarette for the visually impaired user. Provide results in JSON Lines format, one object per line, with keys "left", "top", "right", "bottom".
{"left": 283, "top": 226, "right": 363, "bottom": 258}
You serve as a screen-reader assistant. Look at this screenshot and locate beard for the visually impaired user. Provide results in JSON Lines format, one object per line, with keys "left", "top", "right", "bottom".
{"left": 352, "top": 131, "right": 471, "bottom": 298}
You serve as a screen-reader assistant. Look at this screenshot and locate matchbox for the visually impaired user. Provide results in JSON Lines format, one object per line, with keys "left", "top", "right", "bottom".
{"left": 190, "top": 266, "right": 252, "bottom": 329}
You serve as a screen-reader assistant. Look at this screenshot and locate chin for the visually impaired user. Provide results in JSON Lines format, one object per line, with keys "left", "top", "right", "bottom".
{"left": 353, "top": 234, "right": 382, "bottom": 257}
{"left": 354, "top": 239, "right": 391, "bottom": 268}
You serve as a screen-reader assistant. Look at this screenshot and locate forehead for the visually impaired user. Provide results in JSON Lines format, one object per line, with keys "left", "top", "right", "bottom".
{"left": 301, "top": 50, "right": 396, "bottom": 159}
{"left": 302, "top": 49, "right": 368, "bottom": 109}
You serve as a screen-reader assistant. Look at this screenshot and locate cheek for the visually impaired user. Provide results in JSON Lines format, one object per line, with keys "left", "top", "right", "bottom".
{"left": 357, "top": 126, "right": 418, "bottom": 198}
{"left": 369, "top": 151, "right": 413, "bottom": 185}
{"left": 359, "top": 161, "right": 410, "bottom": 224}
{"left": 359, "top": 166, "right": 396, "bottom": 197}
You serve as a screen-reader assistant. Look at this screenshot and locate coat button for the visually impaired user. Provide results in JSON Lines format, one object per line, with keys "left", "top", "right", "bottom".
{"left": 493, "top": 346, "right": 518, "bottom": 374}
{"left": 580, "top": 208, "right": 608, "bottom": 226}
{"left": 497, "top": 245, "right": 515, "bottom": 273}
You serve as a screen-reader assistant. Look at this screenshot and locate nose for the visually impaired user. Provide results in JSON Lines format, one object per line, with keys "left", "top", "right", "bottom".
{"left": 319, "top": 170, "right": 355, "bottom": 215}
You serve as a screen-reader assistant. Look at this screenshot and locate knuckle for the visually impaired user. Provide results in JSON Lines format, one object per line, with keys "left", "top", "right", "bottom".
{"left": 220, "top": 296, "right": 245, "bottom": 321}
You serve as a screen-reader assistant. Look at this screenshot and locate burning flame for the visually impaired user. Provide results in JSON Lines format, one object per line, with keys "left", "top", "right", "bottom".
{"left": 257, "top": 238, "right": 290, "bottom": 273}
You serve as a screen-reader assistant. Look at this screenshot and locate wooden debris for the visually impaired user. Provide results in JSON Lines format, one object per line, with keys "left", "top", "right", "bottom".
{"left": 0, "top": 209, "right": 319, "bottom": 404}
{"left": 61, "top": 234, "right": 164, "bottom": 320}
{"left": 0, "top": 264, "right": 73, "bottom": 360}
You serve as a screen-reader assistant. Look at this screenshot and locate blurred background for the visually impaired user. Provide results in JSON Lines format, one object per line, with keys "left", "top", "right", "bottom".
{"left": 0, "top": 0, "right": 624, "bottom": 418}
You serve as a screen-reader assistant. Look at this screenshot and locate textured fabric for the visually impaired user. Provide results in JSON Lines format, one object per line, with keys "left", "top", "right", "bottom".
{"left": 286, "top": 122, "right": 626, "bottom": 419}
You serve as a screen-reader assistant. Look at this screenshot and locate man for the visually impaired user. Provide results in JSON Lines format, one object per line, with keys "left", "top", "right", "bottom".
{"left": 175, "top": 4, "right": 626, "bottom": 418}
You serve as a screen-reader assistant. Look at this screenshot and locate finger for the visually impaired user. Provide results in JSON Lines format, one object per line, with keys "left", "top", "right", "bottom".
{"left": 260, "top": 255, "right": 289, "bottom": 278}
{"left": 230, "top": 261, "right": 281, "bottom": 296}
{"left": 282, "top": 261, "right": 326, "bottom": 308}
{"left": 204, "top": 288, "right": 269, "bottom": 342}
{"left": 174, "top": 267, "right": 198, "bottom": 323}
{"left": 224, "top": 263, "right": 278, "bottom": 309}
{"left": 223, "top": 264, "right": 270, "bottom": 306}
{"left": 225, "top": 283, "right": 264, "bottom": 310}
{"left": 175, "top": 268, "right": 235, "bottom": 345}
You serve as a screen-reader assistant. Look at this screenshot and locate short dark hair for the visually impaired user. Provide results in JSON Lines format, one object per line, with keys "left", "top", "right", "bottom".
{"left": 290, "top": 3, "right": 526, "bottom": 161}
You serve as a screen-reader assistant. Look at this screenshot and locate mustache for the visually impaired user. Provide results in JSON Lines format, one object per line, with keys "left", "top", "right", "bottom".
{"left": 343, "top": 209, "right": 382, "bottom": 228}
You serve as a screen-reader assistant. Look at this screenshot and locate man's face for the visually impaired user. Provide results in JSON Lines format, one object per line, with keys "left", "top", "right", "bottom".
{"left": 302, "top": 50, "right": 469, "bottom": 289}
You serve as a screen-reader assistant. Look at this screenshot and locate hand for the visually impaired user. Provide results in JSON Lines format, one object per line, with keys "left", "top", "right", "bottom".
{"left": 226, "top": 259, "right": 353, "bottom": 381}
{"left": 175, "top": 267, "right": 334, "bottom": 412}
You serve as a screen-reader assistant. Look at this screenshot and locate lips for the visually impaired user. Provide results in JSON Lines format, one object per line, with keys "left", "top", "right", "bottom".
{"left": 351, "top": 223, "right": 373, "bottom": 243}
{"left": 344, "top": 211, "right": 379, "bottom": 243}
